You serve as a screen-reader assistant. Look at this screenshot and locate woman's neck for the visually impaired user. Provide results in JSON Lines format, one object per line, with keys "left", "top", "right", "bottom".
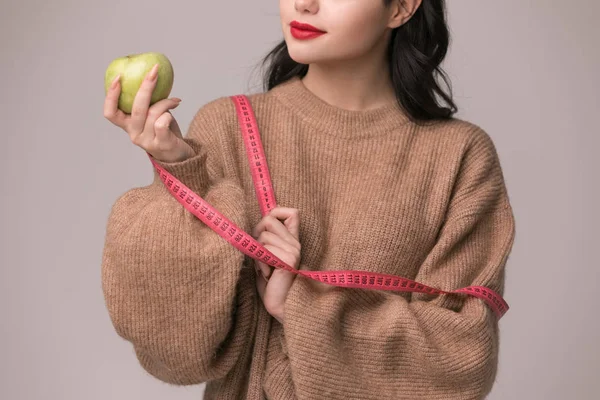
{"left": 300, "top": 60, "right": 396, "bottom": 112}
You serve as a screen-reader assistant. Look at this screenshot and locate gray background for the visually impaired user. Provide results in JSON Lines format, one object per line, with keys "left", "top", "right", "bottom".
{"left": 1, "top": 0, "right": 598, "bottom": 399}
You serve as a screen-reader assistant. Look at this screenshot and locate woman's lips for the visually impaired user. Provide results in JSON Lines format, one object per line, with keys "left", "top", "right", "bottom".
{"left": 290, "top": 27, "right": 326, "bottom": 39}
{"left": 290, "top": 21, "right": 326, "bottom": 40}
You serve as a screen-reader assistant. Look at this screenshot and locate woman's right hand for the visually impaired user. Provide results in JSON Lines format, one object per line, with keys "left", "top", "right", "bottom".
{"left": 103, "top": 63, "right": 195, "bottom": 163}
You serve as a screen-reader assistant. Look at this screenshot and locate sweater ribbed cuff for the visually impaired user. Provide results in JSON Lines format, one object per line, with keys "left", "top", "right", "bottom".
{"left": 150, "top": 137, "right": 211, "bottom": 198}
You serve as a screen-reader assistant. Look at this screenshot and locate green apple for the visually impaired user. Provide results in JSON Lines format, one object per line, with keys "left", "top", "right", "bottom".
{"left": 104, "top": 52, "right": 174, "bottom": 114}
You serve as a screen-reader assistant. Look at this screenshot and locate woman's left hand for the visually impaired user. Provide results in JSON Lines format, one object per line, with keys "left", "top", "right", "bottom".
{"left": 252, "top": 207, "right": 301, "bottom": 324}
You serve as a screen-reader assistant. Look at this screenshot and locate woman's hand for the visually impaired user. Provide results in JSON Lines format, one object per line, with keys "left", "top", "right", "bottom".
{"left": 103, "top": 63, "right": 194, "bottom": 163}
{"left": 252, "top": 207, "right": 301, "bottom": 324}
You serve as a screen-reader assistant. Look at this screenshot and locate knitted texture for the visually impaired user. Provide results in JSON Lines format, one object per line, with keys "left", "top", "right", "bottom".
{"left": 101, "top": 76, "right": 516, "bottom": 400}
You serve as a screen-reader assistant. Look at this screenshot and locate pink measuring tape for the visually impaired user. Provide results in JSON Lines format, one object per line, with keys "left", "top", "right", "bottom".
{"left": 147, "top": 95, "right": 509, "bottom": 319}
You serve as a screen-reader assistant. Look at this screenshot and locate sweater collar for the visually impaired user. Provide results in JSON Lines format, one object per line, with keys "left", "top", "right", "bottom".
{"left": 269, "top": 75, "right": 411, "bottom": 138}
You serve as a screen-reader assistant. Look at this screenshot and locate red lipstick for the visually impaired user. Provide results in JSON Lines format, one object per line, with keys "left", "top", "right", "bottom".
{"left": 290, "top": 20, "right": 326, "bottom": 40}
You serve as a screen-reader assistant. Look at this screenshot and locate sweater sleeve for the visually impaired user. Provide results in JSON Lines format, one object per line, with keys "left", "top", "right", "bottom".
{"left": 282, "top": 127, "right": 517, "bottom": 399}
{"left": 101, "top": 97, "right": 257, "bottom": 385}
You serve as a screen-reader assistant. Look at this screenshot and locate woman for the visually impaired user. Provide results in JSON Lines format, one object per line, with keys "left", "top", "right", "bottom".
{"left": 101, "top": 0, "right": 516, "bottom": 399}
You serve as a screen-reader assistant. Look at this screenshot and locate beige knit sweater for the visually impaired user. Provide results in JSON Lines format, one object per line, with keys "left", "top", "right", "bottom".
{"left": 101, "top": 76, "right": 516, "bottom": 400}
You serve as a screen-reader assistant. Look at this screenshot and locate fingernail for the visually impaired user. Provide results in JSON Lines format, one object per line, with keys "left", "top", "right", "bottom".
{"left": 173, "top": 98, "right": 182, "bottom": 102}
{"left": 111, "top": 74, "right": 120, "bottom": 89}
{"left": 149, "top": 64, "right": 159, "bottom": 80}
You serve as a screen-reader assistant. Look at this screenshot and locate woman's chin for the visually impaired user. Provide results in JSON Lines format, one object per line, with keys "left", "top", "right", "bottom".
{"left": 288, "top": 49, "right": 333, "bottom": 66}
